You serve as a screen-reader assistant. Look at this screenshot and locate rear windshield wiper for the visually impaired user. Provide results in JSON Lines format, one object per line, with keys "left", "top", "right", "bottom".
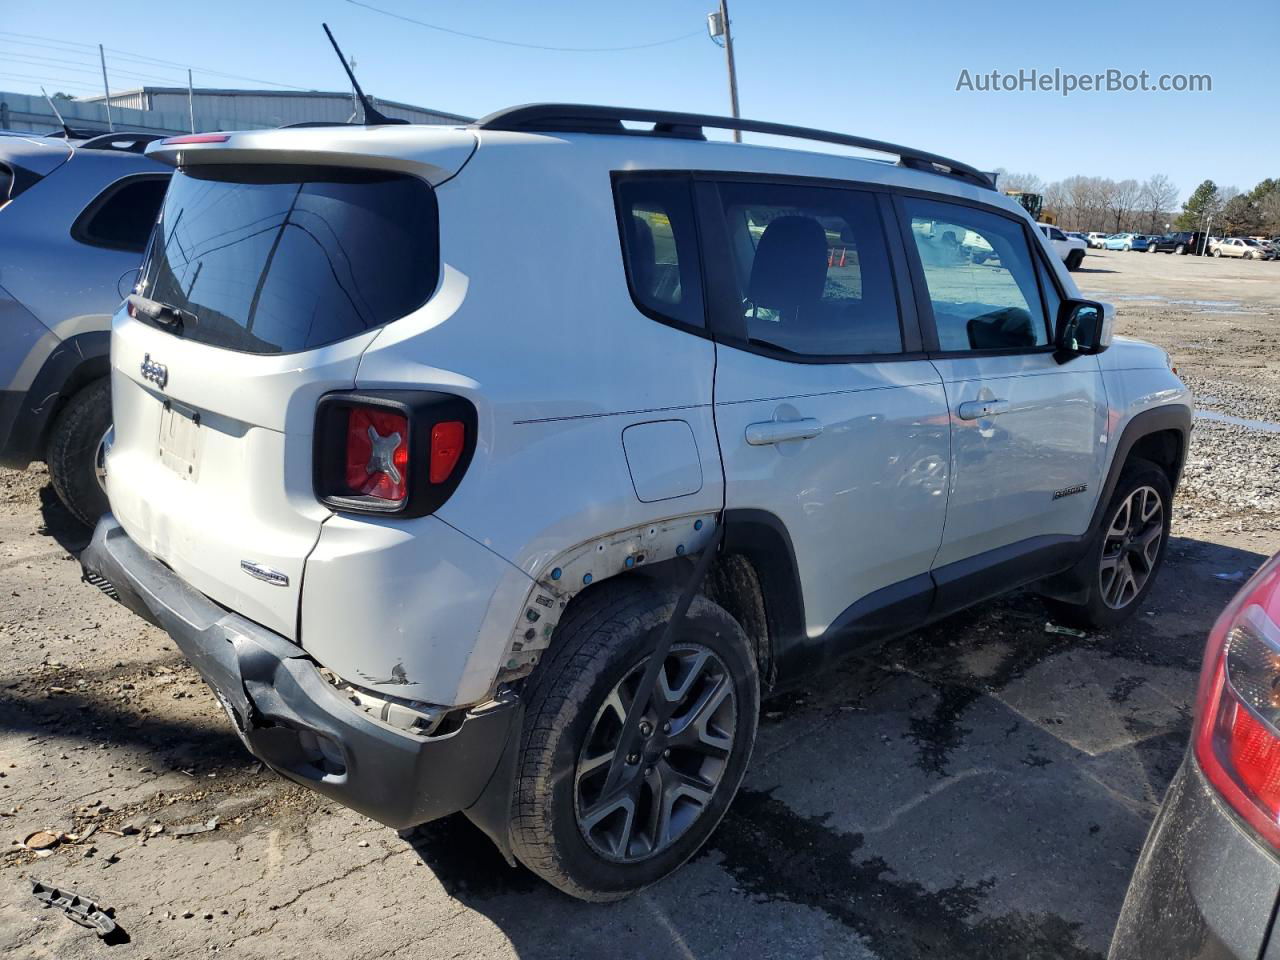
{"left": 127, "top": 294, "right": 197, "bottom": 332}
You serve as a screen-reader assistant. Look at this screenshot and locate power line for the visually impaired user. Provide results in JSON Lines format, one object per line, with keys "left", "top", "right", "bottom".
{"left": 343, "top": 0, "right": 703, "bottom": 53}
{"left": 0, "top": 51, "right": 194, "bottom": 86}
{"left": 0, "top": 30, "right": 309, "bottom": 90}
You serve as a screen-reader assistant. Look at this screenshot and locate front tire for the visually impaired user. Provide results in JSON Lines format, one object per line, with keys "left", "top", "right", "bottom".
{"left": 509, "top": 579, "right": 759, "bottom": 901}
{"left": 1066, "top": 250, "right": 1084, "bottom": 271}
{"left": 1174, "top": 244, "right": 1185, "bottom": 255}
{"left": 1047, "top": 460, "right": 1172, "bottom": 630}
{"left": 1147, "top": 243, "right": 1157, "bottom": 253}
{"left": 46, "top": 378, "right": 112, "bottom": 528}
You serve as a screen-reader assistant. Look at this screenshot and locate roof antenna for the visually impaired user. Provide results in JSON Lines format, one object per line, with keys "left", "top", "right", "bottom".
{"left": 321, "top": 23, "right": 407, "bottom": 126}
{"left": 40, "top": 86, "right": 87, "bottom": 140}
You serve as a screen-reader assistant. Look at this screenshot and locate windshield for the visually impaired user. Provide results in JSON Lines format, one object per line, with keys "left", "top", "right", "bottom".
{"left": 137, "top": 164, "right": 439, "bottom": 354}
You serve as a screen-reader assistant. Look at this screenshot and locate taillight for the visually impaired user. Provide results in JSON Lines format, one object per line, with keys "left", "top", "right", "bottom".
{"left": 1193, "top": 553, "right": 1280, "bottom": 850}
{"left": 314, "top": 392, "right": 476, "bottom": 517}
{"left": 344, "top": 407, "right": 410, "bottom": 502}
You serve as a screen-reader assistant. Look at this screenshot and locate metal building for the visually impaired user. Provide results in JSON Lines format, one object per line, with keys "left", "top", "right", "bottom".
{"left": 0, "top": 86, "right": 469, "bottom": 136}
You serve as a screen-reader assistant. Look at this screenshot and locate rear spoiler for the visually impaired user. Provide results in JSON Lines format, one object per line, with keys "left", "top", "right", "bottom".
{"left": 144, "top": 126, "right": 479, "bottom": 187}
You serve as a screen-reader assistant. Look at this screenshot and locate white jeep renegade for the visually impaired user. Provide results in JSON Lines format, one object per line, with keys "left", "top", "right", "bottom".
{"left": 82, "top": 104, "right": 1192, "bottom": 901}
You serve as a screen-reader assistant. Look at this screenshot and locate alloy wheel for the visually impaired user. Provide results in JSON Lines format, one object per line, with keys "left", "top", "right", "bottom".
{"left": 1099, "top": 485, "right": 1164, "bottom": 609}
{"left": 94, "top": 426, "right": 112, "bottom": 495}
{"left": 574, "top": 643, "right": 736, "bottom": 863}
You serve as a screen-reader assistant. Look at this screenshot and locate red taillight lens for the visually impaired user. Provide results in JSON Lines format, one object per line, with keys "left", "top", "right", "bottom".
{"left": 344, "top": 407, "right": 409, "bottom": 502}
{"left": 430, "top": 420, "right": 465, "bottom": 484}
{"left": 315, "top": 392, "right": 474, "bottom": 517}
{"left": 1193, "top": 553, "right": 1280, "bottom": 849}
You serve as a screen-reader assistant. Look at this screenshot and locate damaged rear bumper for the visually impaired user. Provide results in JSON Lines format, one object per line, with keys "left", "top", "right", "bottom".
{"left": 80, "top": 515, "right": 521, "bottom": 830}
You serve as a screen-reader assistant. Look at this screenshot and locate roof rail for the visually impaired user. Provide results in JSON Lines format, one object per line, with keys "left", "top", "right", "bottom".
{"left": 77, "top": 132, "right": 166, "bottom": 154}
{"left": 475, "top": 103, "right": 994, "bottom": 191}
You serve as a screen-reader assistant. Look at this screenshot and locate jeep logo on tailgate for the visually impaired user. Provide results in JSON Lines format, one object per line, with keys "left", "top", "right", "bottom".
{"left": 140, "top": 353, "right": 168, "bottom": 389}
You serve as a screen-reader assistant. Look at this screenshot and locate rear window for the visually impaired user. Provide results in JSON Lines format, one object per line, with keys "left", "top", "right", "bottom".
{"left": 73, "top": 175, "right": 170, "bottom": 252}
{"left": 138, "top": 164, "right": 438, "bottom": 354}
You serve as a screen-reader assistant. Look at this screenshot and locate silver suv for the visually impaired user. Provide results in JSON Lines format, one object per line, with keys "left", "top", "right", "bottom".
{"left": 0, "top": 131, "right": 169, "bottom": 525}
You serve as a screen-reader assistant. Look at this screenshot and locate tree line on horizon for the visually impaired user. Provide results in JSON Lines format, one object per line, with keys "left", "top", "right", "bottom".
{"left": 995, "top": 170, "right": 1280, "bottom": 238}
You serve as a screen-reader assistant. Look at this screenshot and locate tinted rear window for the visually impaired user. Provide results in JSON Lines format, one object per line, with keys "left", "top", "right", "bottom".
{"left": 74, "top": 175, "right": 170, "bottom": 252}
{"left": 138, "top": 165, "right": 438, "bottom": 354}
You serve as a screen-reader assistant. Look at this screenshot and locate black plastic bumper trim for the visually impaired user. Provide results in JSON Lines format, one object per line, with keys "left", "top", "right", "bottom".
{"left": 80, "top": 515, "right": 520, "bottom": 829}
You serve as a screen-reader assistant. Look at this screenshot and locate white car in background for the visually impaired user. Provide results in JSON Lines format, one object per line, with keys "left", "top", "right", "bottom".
{"left": 1038, "top": 222, "right": 1087, "bottom": 271}
{"left": 1086, "top": 232, "right": 1108, "bottom": 248}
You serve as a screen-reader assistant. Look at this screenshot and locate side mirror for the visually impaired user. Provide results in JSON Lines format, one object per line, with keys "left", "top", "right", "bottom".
{"left": 1054, "top": 298, "right": 1112, "bottom": 362}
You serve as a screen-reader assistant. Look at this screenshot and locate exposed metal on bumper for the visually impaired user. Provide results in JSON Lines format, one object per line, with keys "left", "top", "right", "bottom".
{"left": 80, "top": 515, "right": 521, "bottom": 830}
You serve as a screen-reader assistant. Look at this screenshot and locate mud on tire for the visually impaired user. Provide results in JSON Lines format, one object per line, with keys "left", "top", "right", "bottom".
{"left": 46, "top": 378, "right": 112, "bottom": 529}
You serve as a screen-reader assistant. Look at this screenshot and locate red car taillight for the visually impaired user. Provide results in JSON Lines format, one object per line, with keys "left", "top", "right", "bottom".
{"left": 314, "top": 392, "right": 475, "bottom": 517}
{"left": 344, "top": 407, "right": 410, "bottom": 502}
{"left": 1193, "top": 552, "right": 1280, "bottom": 850}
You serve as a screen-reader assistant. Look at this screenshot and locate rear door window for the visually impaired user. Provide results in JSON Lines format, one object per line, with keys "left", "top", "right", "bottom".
{"left": 138, "top": 165, "right": 439, "bottom": 354}
{"left": 614, "top": 177, "right": 704, "bottom": 329}
{"left": 903, "top": 197, "right": 1049, "bottom": 352}
{"left": 710, "top": 181, "right": 902, "bottom": 357}
{"left": 73, "top": 175, "right": 170, "bottom": 252}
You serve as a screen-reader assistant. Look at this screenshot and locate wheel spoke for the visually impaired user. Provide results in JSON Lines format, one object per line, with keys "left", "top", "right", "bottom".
{"left": 1135, "top": 523, "right": 1162, "bottom": 568}
{"left": 579, "top": 790, "right": 638, "bottom": 858}
{"left": 575, "top": 748, "right": 616, "bottom": 786}
{"left": 1139, "top": 489, "right": 1161, "bottom": 523}
{"left": 656, "top": 650, "right": 709, "bottom": 708}
{"left": 1107, "top": 499, "right": 1131, "bottom": 538}
{"left": 669, "top": 675, "right": 733, "bottom": 757}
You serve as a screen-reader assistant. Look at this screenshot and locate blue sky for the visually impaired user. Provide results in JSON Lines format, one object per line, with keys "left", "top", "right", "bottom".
{"left": 4, "top": 0, "right": 1275, "bottom": 200}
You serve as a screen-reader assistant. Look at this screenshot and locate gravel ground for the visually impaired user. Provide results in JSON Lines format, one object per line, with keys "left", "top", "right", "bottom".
{"left": 1, "top": 247, "right": 1278, "bottom": 959}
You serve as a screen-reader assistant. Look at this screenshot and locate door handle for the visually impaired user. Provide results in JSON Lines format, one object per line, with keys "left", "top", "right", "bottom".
{"left": 957, "top": 399, "right": 1010, "bottom": 421}
{"left": 745, "top": 418, "right": 824, "bottom": 445}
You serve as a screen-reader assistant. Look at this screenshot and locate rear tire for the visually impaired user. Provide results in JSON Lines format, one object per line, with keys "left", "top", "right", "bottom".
{"left": 46, "top": 378, "right": 111, "bottom": 529}
{"left": 509, "top": 578, "right": 759, "bottom": 901}
{"left": 1046, "top": 460, "right": 1172, "bottom": 630}
{"left": 1147, "top": 243, "right": 1157, "bottom": 253}
{"left": 1174, "top": 244, "right": 1185, "bottom": 255}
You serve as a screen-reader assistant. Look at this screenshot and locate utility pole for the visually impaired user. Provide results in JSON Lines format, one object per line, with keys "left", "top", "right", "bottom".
{"left": 187, "top": 69, "right": 195, "bottom": 133}
{"left": 707, "top": 1, "right": 741, "bottom": 141}
{"left": 98, "top": 44, "right": 114, "bottom": 131}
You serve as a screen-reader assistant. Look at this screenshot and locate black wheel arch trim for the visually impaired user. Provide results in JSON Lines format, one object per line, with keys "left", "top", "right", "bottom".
{"left": 0, "top": 330, "right": 110, "bottom": 469}
{"left": 1088, "top": 404, "right": 1191, "bottom": 539}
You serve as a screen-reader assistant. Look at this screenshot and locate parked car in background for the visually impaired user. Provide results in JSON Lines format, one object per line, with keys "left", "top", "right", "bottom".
{"left": 1105, "top": 233, "right": 1141, "bottom": 251}
{"left": 1145, "top": 231, "right": 1204, "bottom": 255}
{"left": 1087, "top": 232, "right": 1109, "bottom": 248}
{"left": 80, "top": 104, "right": 1191, "bottom": 901}
{"left": 1065, "top": 231, "right": 1086, "bottom": 243}
{"left": 1038, "top": 222, "right": 1087, "bottom": 270}
{"left": 1212, "top": 237, "right": 1272, "bottom": 260}
{"left": 0, "top": 130, "right": 169, "bottom": 525}
{"left": 1109, "top": 550, "right": 1280, "bottom": 960}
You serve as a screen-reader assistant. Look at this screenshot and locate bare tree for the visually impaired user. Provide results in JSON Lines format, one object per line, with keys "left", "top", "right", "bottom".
{"left": 1107, "top": 179, "right": 1141, "bottom": 233}
{"left": 993, "top": 169, "right": 1044, "bottom": 194}
{"left": 1139, "top": 175, "right": 1179, "bottom": 234}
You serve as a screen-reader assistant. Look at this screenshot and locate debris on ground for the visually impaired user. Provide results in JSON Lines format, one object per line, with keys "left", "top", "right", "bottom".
{"left": 22, "top": 830, "right": 71, "bottom": 857}
{"left": 1044, "top": 622, "right": 1088, "bottom": 638}
{"left": 1214, "top": 570, "right": 1246, "bottom": 582}
{"left": 30, "top": 878, "right": 126, "bottom": 942}
{"left": 171, "top": 816, "right": 220, "bottom": 838}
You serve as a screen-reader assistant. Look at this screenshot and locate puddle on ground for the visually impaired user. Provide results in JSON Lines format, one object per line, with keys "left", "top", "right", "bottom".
{"left": 1195, "top": 409, "right": 1280, "bottom": 432}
